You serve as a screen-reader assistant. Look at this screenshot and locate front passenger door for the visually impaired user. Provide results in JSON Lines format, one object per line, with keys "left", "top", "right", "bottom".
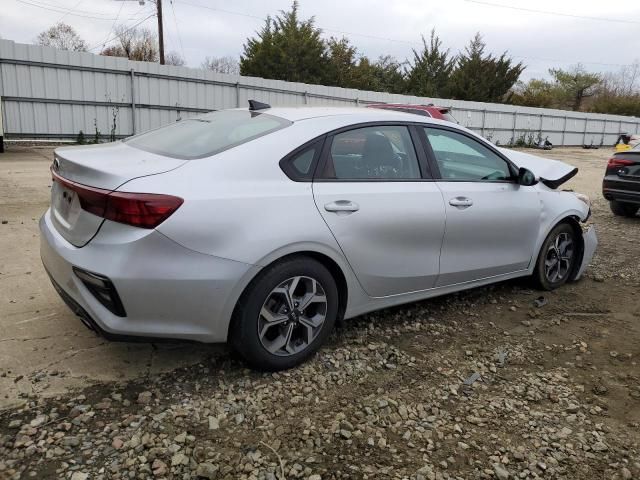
{"left": 422, "top": 127, "right": 541, "bottom": 287}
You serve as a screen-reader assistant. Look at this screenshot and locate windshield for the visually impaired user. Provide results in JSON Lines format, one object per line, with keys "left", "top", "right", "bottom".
{"left": 125, "top": 110, "right": 291, "bottom": 159}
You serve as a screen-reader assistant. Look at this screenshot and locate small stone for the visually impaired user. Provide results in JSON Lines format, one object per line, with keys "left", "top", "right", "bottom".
{"left": 493, "top": 463, "right": 509, "bottom": 480}
{"left": 29, "top": 415, "right": 48, "bottom": 428}
{"left": 112, "top": 437, "right": 124, "bottom": 449}
{"left": 340, "top": 429, "right": 352, "bottom": 439}
{"left": 171, "top": 452, "right": 188, "bottom": 466}
{"left": 621, "top": 467, "right": 632, "bottom": 480}
{"left": 137, "top": 391, "right": 152, "bottom": 404}
{"left": 70, "top": 473, "right": 88, "bottom": 480}
{"left": 208, "top": 416, "right": 219, "bottom": 430}
{"left": 308, "top": 475, "right": 322, "bottom": 480}
{"left": 152, "top": 459, "right": 167, "bottom": 476}
{"left": 195, "top": 462, "right": 218, "bottom": 479}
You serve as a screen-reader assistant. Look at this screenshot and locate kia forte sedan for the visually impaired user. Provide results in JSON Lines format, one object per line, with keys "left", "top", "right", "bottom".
{"left": 40, "top": 103, "right": 597, "bottom": 370}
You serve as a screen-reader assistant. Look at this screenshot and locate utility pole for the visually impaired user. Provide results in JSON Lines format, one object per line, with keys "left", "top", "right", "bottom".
{"left": 156, "top": 0, "right": 165, "bottom": 65}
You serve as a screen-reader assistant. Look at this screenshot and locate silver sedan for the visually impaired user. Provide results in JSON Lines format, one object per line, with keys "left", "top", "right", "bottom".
{"left": 40, "top": 103, "right": 597, "bottom": 370}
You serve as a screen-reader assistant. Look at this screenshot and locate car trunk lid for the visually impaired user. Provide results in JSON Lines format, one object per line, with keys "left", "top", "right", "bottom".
{"left": 51, "top": 142, "right": 187, "bottom": 247}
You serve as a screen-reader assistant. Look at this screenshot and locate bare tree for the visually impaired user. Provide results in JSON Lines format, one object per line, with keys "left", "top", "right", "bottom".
{"left": 201, "top": 56, "right": 240, "bottom": 75}
{"left": 165, "top": 51, "right": 186, "bottom": 66}
{"left": 101, "top": 25, "right": 158, "bottom": 62}
{"left": 36, "top": 22, "right": 88, "bottom": 51}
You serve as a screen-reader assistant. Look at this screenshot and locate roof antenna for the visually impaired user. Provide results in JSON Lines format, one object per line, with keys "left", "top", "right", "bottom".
{"left": 248, "top": 100, "right": 271, "bottom": 111}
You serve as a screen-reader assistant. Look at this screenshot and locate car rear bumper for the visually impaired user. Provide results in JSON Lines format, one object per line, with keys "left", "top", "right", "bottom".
{"left": 574, "top": 226, "right": 597, "bottom": 280}
{"left": 603, "top": 178, "right": 640, "bottom": 204}
{"left": 40, "top": 209, "right": 258, "bottom": 343}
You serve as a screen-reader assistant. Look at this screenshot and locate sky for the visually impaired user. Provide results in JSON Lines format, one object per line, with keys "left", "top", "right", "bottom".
{"left": 1, "top": 0, "right": 639, "bottom": 81}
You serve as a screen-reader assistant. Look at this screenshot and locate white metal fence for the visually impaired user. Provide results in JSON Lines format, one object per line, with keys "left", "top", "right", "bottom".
{"left": 1, "top": 38, "right": 639, "bottom": 146}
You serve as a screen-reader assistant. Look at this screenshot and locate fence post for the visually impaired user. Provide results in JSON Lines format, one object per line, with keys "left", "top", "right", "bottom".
{"left": 304, "top": 91, "right": 308, "bottom": 105}
{"left": 582, "top": 118, "right": 588, "bottom": 146}
{"left": 480, "top": 109, "right": 486, "bottom": 137}
{"left": 130, "top": 69, "right": 137, "bottom": 135}
{"left": 355, "top": 97, "right": 360, "bottom": 107}
{"left": 512, "top": 112, "right": 517, "bottom": 145}
{"left": 235, "top": 82, "right": 240, "bottom": 108}
{"left": 538, "top": 114, "right": 543, "bottom": 141}
{"left": 601, "top": 120, "right": 607, "bottom": 145}
{"left": 561, "top": 115, "right": 567, "bottom": 146}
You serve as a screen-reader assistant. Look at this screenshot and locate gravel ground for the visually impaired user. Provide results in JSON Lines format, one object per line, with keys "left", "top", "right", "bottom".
{"left": 0, "top": 146, "right": 639, "bottom": 480}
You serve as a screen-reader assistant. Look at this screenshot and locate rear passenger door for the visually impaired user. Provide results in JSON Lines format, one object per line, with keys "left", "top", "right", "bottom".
{"left": 312, "top": 124, "right": 446, "bottom": 297}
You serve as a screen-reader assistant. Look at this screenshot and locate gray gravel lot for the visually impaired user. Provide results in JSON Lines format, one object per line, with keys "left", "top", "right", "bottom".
{"left": 0, "top": 145, "right": 638, "bottom": 480}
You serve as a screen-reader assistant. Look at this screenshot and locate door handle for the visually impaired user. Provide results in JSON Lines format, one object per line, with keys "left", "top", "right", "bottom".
{"left": 449, "top": 197, "right": 473, "bottom": 208}
{"left": 324, "top": 200, "right": 360, "bottom": 213}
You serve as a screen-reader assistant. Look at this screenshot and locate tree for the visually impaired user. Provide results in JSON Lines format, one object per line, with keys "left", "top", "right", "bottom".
{"left": 100, "top": 25, "right": 158, "bottom": 62}
{"left": 165, "top": 51, "right": 186, "bottom": 66}
{"left": 406, "top": 30, "right": 455, "bottom": 98}
{"left": 240, "top": 1, "right": 330, "bottom": 84}
{"left": 202, "top": 56, "right": 240, "bottom": 75}
{"left": 36, "top": 22, "right": 87, "bottom": 51}
{"left": 326, "top": 37, "right": 358, "bottom": 88}
{"left": 447, "top": 33, "right": 524, "bottom": 102}
{"left": 549, "top": 65, "right": 601, "bottom": 111}
{"left": 325, "top": 37, "right": 405, "bottom": 93}
{"left": 510, "top": 79, "right": 558, "bottom": 108}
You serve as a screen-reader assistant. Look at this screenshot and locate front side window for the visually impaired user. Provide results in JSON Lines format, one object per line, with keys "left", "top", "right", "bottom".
{"left": 126, "top": 110, "right": 291, "bottom": 159}
{"left": 323, "top": 125, "right": 421, "bottom": 180}
{"left": 424, "top": 127, "right": 512, "bottom": 181}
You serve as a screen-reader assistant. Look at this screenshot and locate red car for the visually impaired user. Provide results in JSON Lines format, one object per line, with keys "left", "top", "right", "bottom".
{"left": 367, "top": 103, "right": 458, "bottom": 123}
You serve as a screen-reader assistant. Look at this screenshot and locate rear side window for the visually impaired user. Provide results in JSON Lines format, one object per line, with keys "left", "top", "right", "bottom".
{"left": 126, "top": 110, "right": 291, "bottom": 159}
{"left": 323, "top": 125, "right": 421, "bottom": 180}
{"left": 280, "top": 140, "right": 322, "bottom": 181}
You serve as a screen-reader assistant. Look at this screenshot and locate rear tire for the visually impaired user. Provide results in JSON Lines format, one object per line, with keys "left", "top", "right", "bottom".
{"left": 230, "top": 257, "right": 338, "bottom": 371}
{"left": 609, "top": 200, "right": 638, "bottom": 217}
{"left": 533, "top": 223, "right": 579, "bottom": 291}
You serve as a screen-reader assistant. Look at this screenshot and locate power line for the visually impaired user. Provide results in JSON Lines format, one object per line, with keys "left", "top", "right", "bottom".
{"left": 98, "top": 0, "right": 127, "bottom": 51}
{"left": 55, "top": 0, "right": 85, "bottom": 23}
{"left": 87, "top": 13, "right": 156, "bottom": 51}
{"left": 14, "top": 0, "right": 135, "bottom": 20}
{"left": 169, "top": 0, "right": 185, "bottom": 59}
{"left": 460, "top": 0, "right": 640, "bottom": 25}
{"left": 173, "top": 0, "right": 635, "bottom": 70}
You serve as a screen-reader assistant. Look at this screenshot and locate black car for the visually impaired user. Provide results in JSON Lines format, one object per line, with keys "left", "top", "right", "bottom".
{"left": 603, "top": 144, "right": 640, "bottom": 217}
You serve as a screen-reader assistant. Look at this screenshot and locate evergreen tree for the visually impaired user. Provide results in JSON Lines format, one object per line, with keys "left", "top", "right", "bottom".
{"left": 406, "top": 30, "right": 454, "bottom": 97}
{"left": 240, "top": 1, "right": 330, "bottom": 84}
{"left": 447, "top": 33, "right": 524, "bottom": 102}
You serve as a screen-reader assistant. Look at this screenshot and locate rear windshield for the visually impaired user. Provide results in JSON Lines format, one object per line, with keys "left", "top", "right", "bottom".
{"left": 125, "top": 110, "right": 291, "bottom": 159}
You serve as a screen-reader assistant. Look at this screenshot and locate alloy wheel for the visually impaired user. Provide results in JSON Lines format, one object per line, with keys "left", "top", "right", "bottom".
{"left": 257, "top": 276, "right": 328, "bottom": 356}
{"left": 544, "top": 232, "right": 575, "bottom": 282}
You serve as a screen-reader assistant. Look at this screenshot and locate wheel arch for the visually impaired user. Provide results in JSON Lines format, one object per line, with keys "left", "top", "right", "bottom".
{"left": 226, "top": 247, "right": 351, "bottom": 342}
{"left": 535, "top": 214, "right": 585, "bottom": 281}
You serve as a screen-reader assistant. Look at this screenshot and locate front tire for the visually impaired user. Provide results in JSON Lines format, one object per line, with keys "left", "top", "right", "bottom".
{"left": 230, "top": 257, "right": 338, "bottom": 371}
{"left": 533, "top": 223, "right": 578, "bottom": 291}
{"left": 609, "top": 200, "right": 638, "bottom": 217}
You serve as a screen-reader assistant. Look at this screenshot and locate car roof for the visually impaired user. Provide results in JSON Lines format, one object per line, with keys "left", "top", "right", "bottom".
{"left": 235, "top": 106, "right": 439, "bottom": 123}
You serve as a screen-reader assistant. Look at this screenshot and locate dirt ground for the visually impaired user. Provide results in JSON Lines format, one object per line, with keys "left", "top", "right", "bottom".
{"left": 0, "top": 145, "right": 638, "bottom": 480}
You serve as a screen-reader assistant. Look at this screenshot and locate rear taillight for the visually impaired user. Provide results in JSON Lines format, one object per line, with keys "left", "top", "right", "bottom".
{"left": 607, "top": 157, "right": 634, "bottom": 167}
{"left": 103, "top": 192, "right": 184, "bottom": 229}
{"left": 51, "top": 168, "right": 183, "bottom": 229}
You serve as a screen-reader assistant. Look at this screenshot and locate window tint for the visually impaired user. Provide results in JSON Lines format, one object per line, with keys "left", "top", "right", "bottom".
{"left": 291, "top": 148, "right": 316, "bottom": 175}
{"left": 126, "top": 110, "right": 291, "bottom": 159}
{"left": 424, "top": 127, "right": 512, "bottom": 181}
{"left": 325, "top": 126, "right": 421, "bottom": 180}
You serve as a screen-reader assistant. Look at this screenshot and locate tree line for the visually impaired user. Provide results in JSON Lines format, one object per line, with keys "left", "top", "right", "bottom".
{"left": 34, "top": 2, "right": 640, "bottom": 117}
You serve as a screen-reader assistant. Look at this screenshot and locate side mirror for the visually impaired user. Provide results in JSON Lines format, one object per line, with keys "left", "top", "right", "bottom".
{"left": 518, "top": 167, "right": 538, "bottom": 186}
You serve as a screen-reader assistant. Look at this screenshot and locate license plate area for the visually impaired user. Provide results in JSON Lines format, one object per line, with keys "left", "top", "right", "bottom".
{"left": 52, "top": 181, "right": 82, "bottom": 228}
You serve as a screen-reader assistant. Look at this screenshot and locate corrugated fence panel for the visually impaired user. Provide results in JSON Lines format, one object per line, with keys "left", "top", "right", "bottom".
{"left": 1, "top": 39, "right": 639, "bottom": 144}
